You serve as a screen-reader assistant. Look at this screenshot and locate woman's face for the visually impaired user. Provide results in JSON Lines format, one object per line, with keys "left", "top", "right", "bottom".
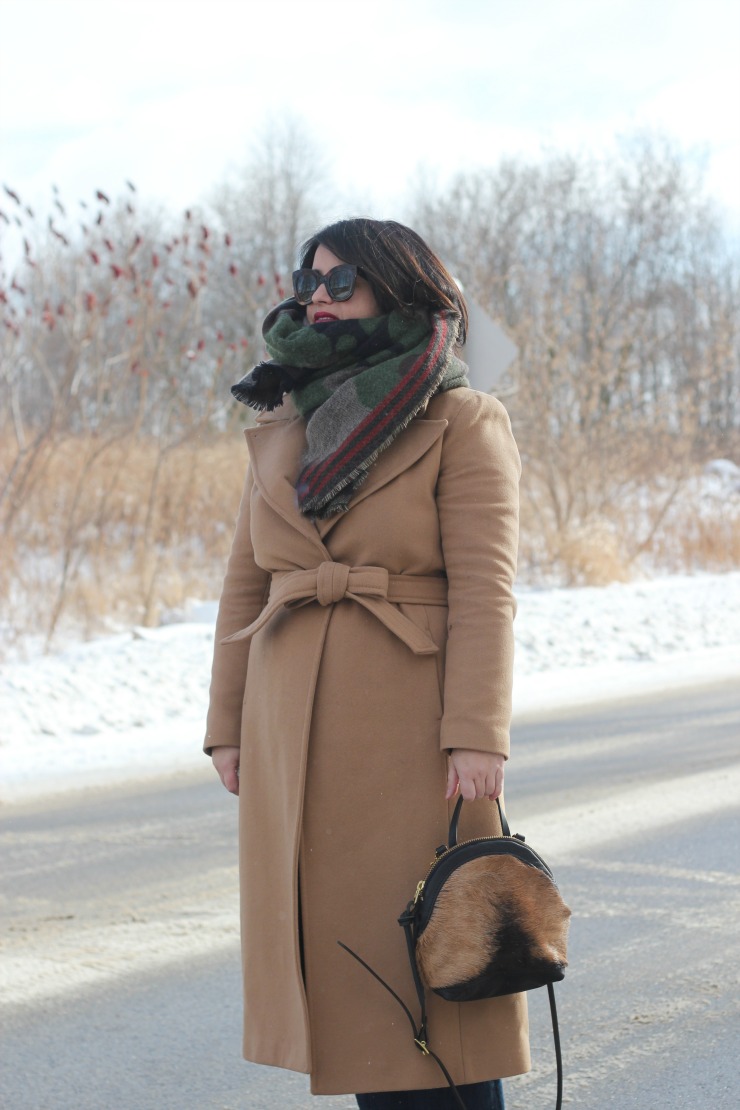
{"left": 304, "top": 244, "right": 381, "bottom": 324}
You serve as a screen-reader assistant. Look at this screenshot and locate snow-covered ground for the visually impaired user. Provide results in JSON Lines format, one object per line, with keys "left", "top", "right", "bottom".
{"left": 1, "top": 574, "right": 738, "bottom": 805}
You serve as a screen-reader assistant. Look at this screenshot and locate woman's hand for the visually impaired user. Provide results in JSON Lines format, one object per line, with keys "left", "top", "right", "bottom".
{"left": 446, "top": 749, "right": 505, "bottom": 802}
{"left": 212, "top": 746, "right": 240, "bottom": 795}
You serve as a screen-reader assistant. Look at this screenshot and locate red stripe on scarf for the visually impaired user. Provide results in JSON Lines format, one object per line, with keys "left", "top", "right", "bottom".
{"left": 302, "top": 316, "right": 449, "bottom": 499}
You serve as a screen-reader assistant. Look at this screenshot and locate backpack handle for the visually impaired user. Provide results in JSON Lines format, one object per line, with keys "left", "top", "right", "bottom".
{"left": 448, "top": 794, "right": 511, "bottom": 847}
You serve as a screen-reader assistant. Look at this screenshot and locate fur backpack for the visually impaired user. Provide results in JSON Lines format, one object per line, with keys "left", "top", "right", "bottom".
{"left": 340, "top": 796, "right": 571, "bottom": 1110}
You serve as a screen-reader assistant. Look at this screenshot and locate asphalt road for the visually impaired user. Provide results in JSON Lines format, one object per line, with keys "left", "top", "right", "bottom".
{"left": 2, "top": 682, "right": 738, "bottom": 1110}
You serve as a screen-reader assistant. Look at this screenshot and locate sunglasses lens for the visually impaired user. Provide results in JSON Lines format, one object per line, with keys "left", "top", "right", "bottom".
{"left": 292, "top": 270, "right": 317, "bottom": 305}
{"left": 326, "top": 265, "right": 357, "bottom": 301}
{"left": 292, "top": 264, "right": 359, "bottom": 306}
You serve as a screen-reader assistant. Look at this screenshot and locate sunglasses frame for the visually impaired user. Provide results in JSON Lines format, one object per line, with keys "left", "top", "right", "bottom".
{"left": 292, "top": 263, "right": 360, "bottom": 306}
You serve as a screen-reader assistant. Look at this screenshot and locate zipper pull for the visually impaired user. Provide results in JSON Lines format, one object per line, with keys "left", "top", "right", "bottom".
{"left": 413, "top": 880, "right": 425, "bottom": 904}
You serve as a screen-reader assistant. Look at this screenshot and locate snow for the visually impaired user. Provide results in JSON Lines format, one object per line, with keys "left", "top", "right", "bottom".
{"left": 703, "top": 458, "right": 740, "bottom": 487}
{"left": 1, "top": 574, "right": 738, "bottom": 805}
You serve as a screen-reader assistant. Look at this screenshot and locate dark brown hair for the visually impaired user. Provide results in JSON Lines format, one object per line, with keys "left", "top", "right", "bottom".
{"left": 299, "top": 218, "right": 468, "bottom": 344}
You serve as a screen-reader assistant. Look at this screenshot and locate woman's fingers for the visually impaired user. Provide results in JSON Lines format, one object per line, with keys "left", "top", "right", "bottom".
{"left": 459, "top": 773, "right": 479, "bottom": 801}
{"left": 211, "top": 746, "right": 240, "bottom": 796}
{"left": 487, "top": 764, "right": 504, "bottom": 801}
{"left": 449, "top": 749, "right": 505, "bottom": 802}
{"left": 223, "top": 766, "right": 239, "bottom": 795}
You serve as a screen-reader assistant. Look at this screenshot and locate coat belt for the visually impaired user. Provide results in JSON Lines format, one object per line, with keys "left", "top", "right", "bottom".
{"left": 221, "top": 563, "right": 447, "bottom": 655}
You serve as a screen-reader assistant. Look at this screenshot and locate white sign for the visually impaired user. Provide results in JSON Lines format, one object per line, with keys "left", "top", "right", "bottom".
{"left": 461, "top": 299, "right": 518, "bottom": 395}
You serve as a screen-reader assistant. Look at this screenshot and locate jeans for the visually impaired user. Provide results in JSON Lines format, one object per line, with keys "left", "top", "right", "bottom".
{"left": 355, "top": 1078, "right": 505, "bottom": 1109}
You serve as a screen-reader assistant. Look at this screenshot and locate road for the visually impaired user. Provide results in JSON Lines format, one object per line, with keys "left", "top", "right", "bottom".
{"left": 1, "top": 682, "right": 738, "bottom": 1109}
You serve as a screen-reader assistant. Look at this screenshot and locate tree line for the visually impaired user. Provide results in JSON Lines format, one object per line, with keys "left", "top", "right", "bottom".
{"left": 1, "top": 128, "right": 738, "bottom": 644}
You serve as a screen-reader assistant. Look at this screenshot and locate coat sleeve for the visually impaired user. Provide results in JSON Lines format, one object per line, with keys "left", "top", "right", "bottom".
{"left": 203, "top": 467, "right": 271, "bottom": 754}
{"left": 436, "top": 391, "right": 521, "bottom": 758}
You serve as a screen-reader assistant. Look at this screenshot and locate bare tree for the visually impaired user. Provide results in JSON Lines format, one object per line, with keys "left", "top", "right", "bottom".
{"left": 0, "top": 182, "right": 251, "bottom": 643}
{"left": 411, "top": 136, "right": 740, "bottom": 581}
{"left": 0, "top": 121, "right": 341, "bottom": 648}
{"left": 210, "top": 114, "right": 334, "bottom": 321}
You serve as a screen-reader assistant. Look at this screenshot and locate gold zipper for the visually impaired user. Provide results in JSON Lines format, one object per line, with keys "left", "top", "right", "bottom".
{"left": 413, "top": 833, "right": 549, "bottom": 904}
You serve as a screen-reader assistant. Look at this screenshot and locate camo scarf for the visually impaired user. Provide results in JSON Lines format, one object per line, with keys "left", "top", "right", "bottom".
{"left": 231, "top": 298, "right": 468, "bottom": 518}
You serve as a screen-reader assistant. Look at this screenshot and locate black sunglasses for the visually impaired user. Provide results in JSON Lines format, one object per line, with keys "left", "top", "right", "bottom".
{"left": 292, "top": 263, "right": 360, "bottom": 305}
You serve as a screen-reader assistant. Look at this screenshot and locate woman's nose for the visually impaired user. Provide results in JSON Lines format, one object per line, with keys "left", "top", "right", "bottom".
{"left": 311, "top": 276, "right": 333, "bottom": 304}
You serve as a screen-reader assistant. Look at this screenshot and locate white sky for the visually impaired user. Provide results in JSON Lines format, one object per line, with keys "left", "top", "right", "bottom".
{"left": 1, "top": 0, "right": 739, "bottom": 228}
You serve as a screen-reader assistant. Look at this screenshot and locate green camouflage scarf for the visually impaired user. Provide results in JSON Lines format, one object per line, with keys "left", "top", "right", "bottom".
{"left": 232, "top": 299, "right": 468, "bottom": 518}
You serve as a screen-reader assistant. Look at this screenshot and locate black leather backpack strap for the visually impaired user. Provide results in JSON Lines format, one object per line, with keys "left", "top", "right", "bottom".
{"left": 397, "top": 900, "right": 429, "bottom": 1047}
{"left": 548, "top": 982, "right": 563, "bottom": 1110}
{"left": 448, "top": 795, "right": 511, "bottom": 846}
{"left": 338, "top": 935, "right": 469, "bottom": 1110}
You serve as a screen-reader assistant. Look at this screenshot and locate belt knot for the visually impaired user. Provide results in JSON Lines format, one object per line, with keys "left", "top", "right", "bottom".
{"left": 316, "top": 561, "right": 351, "bottom": 606}
{"left": 221, "top": 564, "right": 440, "bottom": 655}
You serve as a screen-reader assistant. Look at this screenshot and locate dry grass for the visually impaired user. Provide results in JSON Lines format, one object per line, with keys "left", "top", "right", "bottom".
{"left": 557, "top": 521, "right": 632, "bottom": 586}
{"left": 2, "top": 432, "right": 738, "bottom": 656}
{"left": 518, "top": 467, "right": 740, "bottom": 586}
{"left": 648, "top": 508, "right": 740, "bottom": 573}
{"left": 0, "top": 433, "right": 247, "bottom": 653}
{"left": 517, "top": 506, "right": 634, "bottom": 587}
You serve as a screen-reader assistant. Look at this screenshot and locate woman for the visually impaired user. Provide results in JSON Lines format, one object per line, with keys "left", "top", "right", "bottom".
{"left": 205, "top": 219, "right": 528, "bottom": 1109}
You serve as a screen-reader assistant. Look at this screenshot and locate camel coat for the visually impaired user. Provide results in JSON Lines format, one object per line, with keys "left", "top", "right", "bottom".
{"left": 204, "top": 386, "right": 530, "bottom": 1095}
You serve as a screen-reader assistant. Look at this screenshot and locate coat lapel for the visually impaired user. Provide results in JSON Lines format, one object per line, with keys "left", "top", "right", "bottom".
{"left": 245, "top": 415, "right": 329, "bottom": 557}
{"left": 246, "top": 409, "right": 449, "bottom": 547}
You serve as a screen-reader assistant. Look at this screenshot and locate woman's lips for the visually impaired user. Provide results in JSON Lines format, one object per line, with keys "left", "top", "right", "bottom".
{"left": 313, "top": 311, "right": 338, "bottom": 322}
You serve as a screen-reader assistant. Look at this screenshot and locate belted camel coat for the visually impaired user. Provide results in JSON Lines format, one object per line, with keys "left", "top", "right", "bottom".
{"left": 204, "top": 386, "right": 529, "bottom": 1095}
